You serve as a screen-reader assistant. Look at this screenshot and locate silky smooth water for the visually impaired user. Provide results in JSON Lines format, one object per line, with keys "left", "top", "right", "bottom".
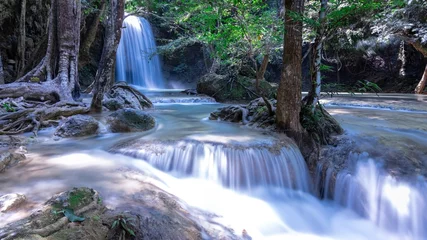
{"left": 116, "top": 16, "right": 165, "bottom": 88}
{"left": 1, "top": 93, "right": 427, "bottom": 239}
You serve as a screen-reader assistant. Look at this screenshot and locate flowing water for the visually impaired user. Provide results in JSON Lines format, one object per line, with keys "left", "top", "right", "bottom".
{"left": 115, "top": 16, "right": 165, "bottom": 89}
{"left": 1, "top": 91, "right": 427, "bottom": 239}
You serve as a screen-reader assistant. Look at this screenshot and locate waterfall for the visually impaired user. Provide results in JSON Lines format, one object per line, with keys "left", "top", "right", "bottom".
{"left": 113, "top": 140, "right": 311, "bottom": 192}
{"left": 319, "top": 153, "right": 427, "bottom": 239}
{"left": 116, "top": 16, "right": 165, "bottom": 89}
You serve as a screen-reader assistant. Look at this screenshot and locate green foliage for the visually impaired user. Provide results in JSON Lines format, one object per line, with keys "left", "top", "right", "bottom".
{"left": 111, "top": 214, "right": 136, "bottom": 238}
{"left": 2, "top": 103, "right": 15, "bottom": 112}
{"left": 69, "top": 190, "right": 87, "bottom": 210}
{"left": 30, "top": 76, "right": 40, "bottom": 83}
{"left": 322, "top": 80, "right": 382, "bottom": 97}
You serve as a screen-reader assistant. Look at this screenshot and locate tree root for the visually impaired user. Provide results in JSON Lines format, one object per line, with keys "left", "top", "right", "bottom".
{"left": 1, "top": 191, "right": 100, "bottom": 240}
{"left": 0, "top": 98, "right": 89, "bottom": 136}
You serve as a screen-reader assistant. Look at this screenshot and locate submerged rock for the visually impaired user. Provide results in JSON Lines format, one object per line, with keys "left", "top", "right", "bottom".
{"left": 0, "top": 151, "right": 26, "bottom": 173}
{"left": 0, "top": 193, "right": 26, "bottom": 212}
{"left": 107, "top": 108, "right": 155, "bottom": 133}
{"left": 54, "top": 115, "right": 99, "bottom": 138}
{"left": 103, "top": 82, "right": 153, "bottom": 111}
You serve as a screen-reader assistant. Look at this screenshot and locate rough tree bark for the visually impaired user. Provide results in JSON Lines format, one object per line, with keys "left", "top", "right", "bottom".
{"left": 0, "top": 0, "right": 87, "bottom": 135}
{"left": 80, "top": 0, "right": 107, "bottom": 66}
{"left": 306, "top": 0, "right": 328, "bottom": 112}
{"left": 90, "top": 0, "right": 125, "bottom": 112}
{"left": 1, "top": 0, "right": 82, "bottom": 102}
{"left": 17, "top": 0, "right": 26, "bottom": 76}
{"left": 276, "top": 0, "right": 305, "bottom": 142}
{"left": 0, "top": 55, "right": 4, "bottom": 84}
{"left": 415, "top": 64, "right": 427, "bottom": 94}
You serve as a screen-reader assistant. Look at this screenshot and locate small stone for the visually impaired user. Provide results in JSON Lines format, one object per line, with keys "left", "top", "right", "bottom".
{"left": 0, "top": 193, "right": 26, "bottom": 212}
{"left": 54, "top": 115, "right": 99, "bottom": 138}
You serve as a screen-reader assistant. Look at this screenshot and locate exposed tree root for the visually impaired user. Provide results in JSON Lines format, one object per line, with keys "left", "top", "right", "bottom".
{"left": 0, "top": 98, "right": 89, "bottom": 136}
{"left": 1, "top": 191, "right": 100, "bottom": 240}
{"left": 110, "top": 82, "right": 153, "bottom": 106}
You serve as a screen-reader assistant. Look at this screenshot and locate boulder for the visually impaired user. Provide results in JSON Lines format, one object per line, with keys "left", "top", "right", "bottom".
{"left": 103, "top": 82, "right": 153, "bottom": 111}
{"left": 0, "top": 151, "right": 26, "bottom": 172}
{"left": 107, "top": 108, "right": 155, "bottom": 133}
{"left": 54, "top": 115, "right": 99, "bottom": 138}
{"left": 0, "top": 193, "right": 26, "bottom": 212}
{"left": 197, "top": 73, "right": 277, "bottom": 102}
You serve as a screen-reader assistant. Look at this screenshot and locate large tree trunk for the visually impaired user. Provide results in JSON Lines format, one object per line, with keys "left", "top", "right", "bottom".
{"left": 276, "top": 0, "right": 305, "bottom": 142}
{"left": 0, "top": 55, "right": 4, "bottom": 84}
{"left": 17, "top": 0, "right": 26, "bottom": 76}
{"left": 90, "top": 0, "right": 125, "bottom": 112}
{"left": 415, "top": 64, "right": 427, "bottom": 94}
{"left": 306, "top": 0, "right": 328, "bottom": 112}
{"left": 80, "top": 0, "right": 107, "bottom": 67}
{"left": 1, "top": 0, "right": 82, "bottom": 102}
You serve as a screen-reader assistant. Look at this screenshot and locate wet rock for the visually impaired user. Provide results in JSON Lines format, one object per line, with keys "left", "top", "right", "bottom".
{"left": 181, "top": 89, "right": 198, "bottom": 95}
{"left": 0, "top": 193, "right": 26, "bottom": 212}
{"left": 0, "top": 151, "right": 26, "bottom": 172}
{"left": 210, "top": 97, "right": 276, "bottom": 129}
{"left": 197, "top": 73, "right": 277, "bottom": 102}
{"left": 103, "top": 82, "right": 153, "bottom": 111}
{"left": 107, "top": 108, "right": 155, "bottom": 133}
{"left": 54, "top": 115, "right": 99, "bottom": 138}
{"left": 0, "top": 135, "right": 28, "bottom": 147}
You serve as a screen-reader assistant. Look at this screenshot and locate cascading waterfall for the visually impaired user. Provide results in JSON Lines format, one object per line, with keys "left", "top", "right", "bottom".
{"left": 319, "top": 153, "right": 427, "bottom": 239}
{"left": 113, "top": 140, "right": 311, "bottom": 192}
{"left": 116, "top": 16, "right": 165, "bottom": 89}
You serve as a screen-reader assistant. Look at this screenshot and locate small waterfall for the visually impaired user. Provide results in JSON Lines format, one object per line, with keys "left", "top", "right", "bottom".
{"left": 320, "top": 153, "right": 427, "bottom": 239}
{"left": 113, "top": 140, "right": 311, "bottom": 192}
{"left": 116, "top": 16, "right": 165, "bottom": 89}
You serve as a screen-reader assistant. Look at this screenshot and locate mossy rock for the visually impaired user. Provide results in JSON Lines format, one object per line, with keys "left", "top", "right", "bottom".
{"left": 197, "top": 73, "right": 277, "bottom": 102}
{"left": 107, "top": 108, "right": 156, "bottom": 133}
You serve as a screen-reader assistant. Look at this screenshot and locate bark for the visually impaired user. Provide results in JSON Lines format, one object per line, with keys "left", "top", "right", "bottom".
{"left": 256, "top": 54, "right": 269, "bottom": 88}
{"left": 276, "top": 0, "right": 305, "bottom": 142}
{"left": 0, "top": 82, "right": 60, "bottom": 102}
{"left": 17, "top": 0, "right": 26, "bottom": 76}
{"left": 8, "top": 0, "right": 81, "bottom": 102}
{"left": 415, "top": 64, "right": 427, "bottom": 94}
{"left": 80, "top": 0, "right": 106, "bottom": 66}
{"left": 90, "top": 0, "right": 125, "bottom": 112}
{"left": 307, "top": 0, "right": 328, "bottom": 112}
{"left": 0, "top": 55, "right": 4, "bottom": 84}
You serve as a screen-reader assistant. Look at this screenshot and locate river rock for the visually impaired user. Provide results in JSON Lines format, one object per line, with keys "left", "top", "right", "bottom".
{"left": 0, "top": 151, "right": 26, "bottom": 172}
{"left": 103, "top": 82, "right": 153, "bottom": 111}
{"left": 197, "top": 73, "right": 277, "bottom": 102}
{"left": 107, "top": 108, "right": 155, "bottom": 133}
{"left": 0, "top": 193, "right": 26, "bottom": 212}
{"left": 54, "top": 115, "right": 99, "bottom": 138}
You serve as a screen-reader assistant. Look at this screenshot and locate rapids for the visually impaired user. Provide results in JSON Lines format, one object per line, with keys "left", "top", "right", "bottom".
{"left": 1, "top": 91, "right": 426, "bottom": 239}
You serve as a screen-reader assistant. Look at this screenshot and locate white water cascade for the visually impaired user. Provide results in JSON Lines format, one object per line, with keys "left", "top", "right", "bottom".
{"left": 113, "top": 140, "right": 311, "bottom": 192}
{"left": 116, "top": 16, "right": 165, "bottom": 89}
{"left": 319, "top": 153, "right": 427, "bottom": 239}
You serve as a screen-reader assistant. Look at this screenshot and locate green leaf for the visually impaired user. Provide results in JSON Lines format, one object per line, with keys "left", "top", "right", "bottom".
{"left": 63, "top": 208, "right": 85, "bottom": 222}
{"left": 112, "top": 220, "right": 119, "bottom": 229}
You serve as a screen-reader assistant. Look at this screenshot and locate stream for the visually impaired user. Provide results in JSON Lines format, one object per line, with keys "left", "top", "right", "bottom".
{"left": 1, "top": 91, "right": 426, "bottom": 239}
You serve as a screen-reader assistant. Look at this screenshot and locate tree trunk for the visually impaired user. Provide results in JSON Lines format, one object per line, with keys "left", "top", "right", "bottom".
{"left": 415, "top": 64, "right": 427, "bottom": 94}
{"left": 17, "top": 0, "right": 26, "bottom": 76}
{"left": 0, "top": 55, "right": 4, "bottom": 84}
{"left": 307, "top": 0, "right": 327, "bottom": 112}
{"left": 90, "top": 0, "right": 125, "bottom": 112}
{"left": 80, "top": 0, "right": 106, "bottom": 66}
{"left": 256, "top": 54, "right": 269, "bottom": 88}
{"left": 1, "top": 0, "right": 82, "bottom": 102}
{"left": 276, "top": 0, "right": 305, "bottom": 142}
